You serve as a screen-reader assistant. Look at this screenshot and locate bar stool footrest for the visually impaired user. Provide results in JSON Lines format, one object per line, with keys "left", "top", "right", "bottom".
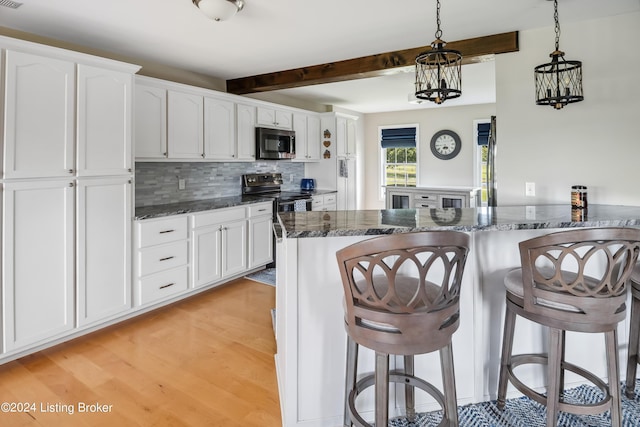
{"left": 347, "top": 371, "right": 452, "bottom": 427}
{"left": 507, "top": 353, "right": 612, "bottom": 415}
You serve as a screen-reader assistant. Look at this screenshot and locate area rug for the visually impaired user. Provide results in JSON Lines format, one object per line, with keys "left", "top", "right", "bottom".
{"left": 244, "top": 268, "right": 275, "bottom": 286}
{"left": 388, "top": 380, "right": 640, "bottom": 426}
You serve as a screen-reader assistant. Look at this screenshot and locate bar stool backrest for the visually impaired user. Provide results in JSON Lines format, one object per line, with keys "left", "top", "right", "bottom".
{"left": 519, "top": 227, "right": 640, "bottom": 325}
{"left": 336, "top": 231, "right": 470, "bottom": 355}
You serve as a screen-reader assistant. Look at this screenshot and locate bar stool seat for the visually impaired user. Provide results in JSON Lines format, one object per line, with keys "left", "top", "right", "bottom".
{"left": 624, "top": 263, "right": 640, "bottom": 398}
{"left": 336, "top": 231, "right": 471, "bottom": 427}
{"left": 497, "top": 227, "right": 640, "bottom": 427}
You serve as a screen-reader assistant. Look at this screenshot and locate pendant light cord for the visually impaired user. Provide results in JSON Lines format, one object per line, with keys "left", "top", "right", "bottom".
{"left": 554, "top": 0, "right": 561, "bottom": 51}
{"left": 435, "top": 0, "right": 443, "bottom": 40}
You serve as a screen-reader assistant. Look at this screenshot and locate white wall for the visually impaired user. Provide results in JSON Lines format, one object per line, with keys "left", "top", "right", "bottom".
{"left": 495, "top": 12, "right": 640, "bottom": 206}
{"left": 363, "top": 104, "right": 497, "bottom": 209}
{"left": 361, "top": 12, "right": 640, "bottom": 209}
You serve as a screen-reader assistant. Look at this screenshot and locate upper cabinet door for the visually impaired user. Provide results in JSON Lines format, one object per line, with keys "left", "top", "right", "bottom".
{"left": 204, "top": 97, "right": 236, "bottom": 160}
{"left": 77, "top": 65, "right": 133, "bottom": 176}
{"left": 236, "top": 103, "right": 256, "bottom": 161}
{"left": 134, "top": 84, "right": 167, "bottom": 159}
{"left": 3, "top": 50, "right": 75, "bottom": 179}
{"left": 256, "top": 106, "right": 292, "bottom": 130}
{"left": 167, "top": 90, "right": 204, "bottom": 159}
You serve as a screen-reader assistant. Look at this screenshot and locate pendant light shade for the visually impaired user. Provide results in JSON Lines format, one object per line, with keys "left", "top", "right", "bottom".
{"left": 534, "top": 0, "right": 583, "bottom": 109}
{"left": 192, "top": 0, "right": 244, "bottom": 21}
{"left": 414, "top": 0, "right": 462, "bottom": 104}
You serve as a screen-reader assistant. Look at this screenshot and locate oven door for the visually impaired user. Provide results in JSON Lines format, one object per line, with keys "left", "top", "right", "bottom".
{"left": 278, "top": 198, "right": 312, "bottom": 213}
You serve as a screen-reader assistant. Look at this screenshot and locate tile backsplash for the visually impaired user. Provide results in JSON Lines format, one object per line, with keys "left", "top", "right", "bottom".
{"left": 135, "top": 161, "right": 306, "bottom": 207}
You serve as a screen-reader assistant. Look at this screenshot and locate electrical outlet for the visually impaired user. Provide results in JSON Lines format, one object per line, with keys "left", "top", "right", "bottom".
{"left": 178, "top": 178, "right": 186, "bottom": 190}
{"left": 525, "top": 182, "right": 535, "bottom": 197}
{"left": 290, "top": 174, "right": 294, "bottom": 183}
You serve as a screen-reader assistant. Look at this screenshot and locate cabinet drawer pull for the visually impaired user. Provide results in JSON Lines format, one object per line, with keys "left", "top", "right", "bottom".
{"left": 159, "top": 229, "right": 175, "bottom": 234}
{"left": 159, "top": 283, "right": 175, "bottom": 290}
{"left": 258, "top": 208, "right": 267, "bottom": 212}
{"left": 159, "top": 256, "right": 175, "bottom": 262}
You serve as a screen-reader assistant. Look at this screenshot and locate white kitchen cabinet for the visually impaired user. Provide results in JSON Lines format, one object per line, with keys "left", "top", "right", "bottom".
{"left": 204, "top": 96, "right": 236, "bottom": 160}
{"left": 257, "top": 106, "right": 292, "bottom": 130}
{"left": 292, "top": 113, "right": 321, "bottom": 162}
{"left": 134, "top": 216, "right": 190, "bottom": 306}
{"left": 2, "top": 180, "right": 75, "bottom": 352}
{"left": 236, "top": 103, "right": 256, "bottom": 161}
{"left": 191, "top": 206, "right": 248, "bottom": 288}
{"left": 336, "top": 115, "right": 357, "bottom": 158}
{"left": 167, "top": 90, "right": 204, "bottom": 159}
{"left": 134, "top": 82, "right": 167, "bottom": 159}
{"left": 77, "top": 177, "right": 132, "bottom": 326}
{"left": 312, "top": 193, "right": 337, "bottom": 211}
{"left": 77, "top": 65, "right": 133, "bottom": 176}
{"left": 337, "top": 157, "right": 357, "bottom": 210}
{"left": 3, "top": 50, "right": 75, "bottom": 179}
{"left": 248, "top": 203, "right": 273, "bottom": 268}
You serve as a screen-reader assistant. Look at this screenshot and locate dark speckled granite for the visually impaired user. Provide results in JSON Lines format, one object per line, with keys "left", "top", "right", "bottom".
{"left": 134, "top": 195, "right": 274, "bottom": 220}
{"left": 278, "top": 205, "right": 640, "bottom": 238}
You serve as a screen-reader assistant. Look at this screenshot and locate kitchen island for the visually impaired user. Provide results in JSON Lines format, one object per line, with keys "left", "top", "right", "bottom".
{"left": 274, "top": 205, "right": 640, "bottom": 427}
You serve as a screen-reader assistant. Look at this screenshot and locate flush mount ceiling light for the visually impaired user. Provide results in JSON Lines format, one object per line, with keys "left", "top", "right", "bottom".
{"left": 192, "top": 0, "right": 244, "bottom": 21}
{"left": 414, "top": 0, "right": 462, "bottom": 104}
{"left": 534, "top": 0, "right": 583, "bottom": 109}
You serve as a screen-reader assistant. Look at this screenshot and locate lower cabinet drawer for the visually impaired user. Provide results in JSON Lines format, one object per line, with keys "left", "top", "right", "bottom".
{"left": 415, "top": 203, "right": 436, "bottom": 209}
{"left": 138, "top": 241, "right": 188, "bottom": 276}
{"left": 136, "top": 266, "right": 189, "bottom": 306}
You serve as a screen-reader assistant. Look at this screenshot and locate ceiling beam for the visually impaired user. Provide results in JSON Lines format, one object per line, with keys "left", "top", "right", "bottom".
{"left": 227, "top": 31, "right": 518, "bottom": 95}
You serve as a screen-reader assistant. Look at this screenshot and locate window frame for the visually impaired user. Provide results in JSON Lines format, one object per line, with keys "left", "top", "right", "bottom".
{"left": 378, "top": 124, "right": 419, "bottom": 201}
{"left": 473, "top": 119, "right": 491, "bottom": 207}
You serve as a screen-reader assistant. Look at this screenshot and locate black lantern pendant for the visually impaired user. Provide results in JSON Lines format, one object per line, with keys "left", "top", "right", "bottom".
{"left": 534, "top": 0, "right": 583, "bottom": 109}
{"left": 415, "top": 0, "right": 462, "bottom": 104}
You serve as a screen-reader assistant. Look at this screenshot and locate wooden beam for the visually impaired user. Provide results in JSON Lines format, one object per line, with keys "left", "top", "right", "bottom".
{"left": 227, "top": 31, "right": 518, "bottom": 95}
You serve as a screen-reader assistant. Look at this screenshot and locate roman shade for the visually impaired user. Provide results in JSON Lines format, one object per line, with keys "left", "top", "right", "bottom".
{"left": 477, "top": 122, "right": 491, "bottom": 146}
{"left": 381, "top": 127, "right": 416, "bottom": 149}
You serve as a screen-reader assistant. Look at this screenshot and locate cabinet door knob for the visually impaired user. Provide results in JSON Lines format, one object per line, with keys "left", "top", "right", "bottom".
{"left": 68, "top": 169, "right": 74, "bottom": 174}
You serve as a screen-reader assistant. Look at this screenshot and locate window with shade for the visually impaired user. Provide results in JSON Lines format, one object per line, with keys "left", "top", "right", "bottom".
{"left": 476, "top": 121, "right": 491, "bottom": 205}
{"left": 379, "top": 126, "right": 418, "bottom": 198}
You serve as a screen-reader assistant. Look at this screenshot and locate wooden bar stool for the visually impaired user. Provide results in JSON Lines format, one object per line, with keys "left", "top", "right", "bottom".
{"left": 497, "top": 228, "right": 640, "bottom": 427}
{"left": 336, "top": 231, "right": 471, "bottom": 427}
{"left": 624, "top": 264, "right": 640, "bottom": 398}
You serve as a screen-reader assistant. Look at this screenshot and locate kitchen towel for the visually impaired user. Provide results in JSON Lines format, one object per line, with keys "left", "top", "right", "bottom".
{"left": 294, "top": 200, "right": 308, "bottom": 211}
{"left": 339, "top": 159, "right": 348, "bottom": 178}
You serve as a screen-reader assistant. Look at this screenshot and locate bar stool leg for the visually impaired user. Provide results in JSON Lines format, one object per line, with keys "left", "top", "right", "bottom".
{"left": 626, "top": 294, "right": 640, "bottom": 398}
{"left": 375, "top": 352, "right": 389, "bottom": 427}
{"left": 546, "top": 328, "right": 563, "bottom": 427}
{"left": 403, "top": 355, "right": 416, "bottom": 422}
{"left": 440, "top": 342, "right": 459, "bottom": 427}
{"left": 344, "top": 336, "right": 358, "bottom": 427}
{"left": 497, "top": 303, "right": 516, "bottom": 409}
{"left": 606, "top": 329, "right": 622, "bottom": 427}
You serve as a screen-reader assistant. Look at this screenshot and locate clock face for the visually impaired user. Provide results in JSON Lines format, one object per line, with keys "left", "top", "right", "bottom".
{"left": 430, "top": 130, "right": 461, "bottom": 160}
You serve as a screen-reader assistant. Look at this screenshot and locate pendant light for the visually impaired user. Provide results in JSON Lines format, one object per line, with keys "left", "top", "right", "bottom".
{"left": 414, "top": 0, "right": 462, "bottom": 104}
{"left": 534, "top": 0, "right": 583, "bottom": 109}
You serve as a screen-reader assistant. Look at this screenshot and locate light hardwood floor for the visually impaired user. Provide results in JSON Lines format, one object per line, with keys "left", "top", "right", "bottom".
{"left": 0, "top": 278, "right": 281, "bottom": 427}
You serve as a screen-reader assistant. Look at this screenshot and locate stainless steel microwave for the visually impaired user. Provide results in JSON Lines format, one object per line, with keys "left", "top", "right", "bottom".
{"left": 256, "top": 127, "right": 296, "bottom": 160}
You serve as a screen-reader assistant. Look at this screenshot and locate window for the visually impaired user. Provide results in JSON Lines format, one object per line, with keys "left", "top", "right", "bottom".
{"left": 473, "top": 119, "right": 492, "bottom": 206}
{"left": 379, "top": 125, "right": 418, "bottom": 199}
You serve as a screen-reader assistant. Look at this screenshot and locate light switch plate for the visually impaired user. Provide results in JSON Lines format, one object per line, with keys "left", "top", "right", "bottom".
{"left": 525, "top": 182, "right": 535, "bottom": 197}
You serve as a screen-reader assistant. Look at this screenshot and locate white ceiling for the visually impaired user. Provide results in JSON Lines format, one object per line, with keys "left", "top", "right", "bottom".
{"left": 1, "top": 0, "right": 638, "bottom": 113}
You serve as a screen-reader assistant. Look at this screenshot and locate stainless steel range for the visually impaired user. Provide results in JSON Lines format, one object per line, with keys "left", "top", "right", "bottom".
{"left": 242, "top": 173, "right": 313, "bottom": 268}
{"left": 242, "top": 173, "right": 313, "bottom": 213}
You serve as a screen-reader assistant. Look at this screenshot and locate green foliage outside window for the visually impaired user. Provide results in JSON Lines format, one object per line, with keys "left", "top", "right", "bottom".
{"left": 385, "top": 147, "right": 417, "bottom": 187}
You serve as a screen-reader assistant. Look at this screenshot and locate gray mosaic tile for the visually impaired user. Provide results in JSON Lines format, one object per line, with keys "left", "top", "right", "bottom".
{"left": 135, "top": 161, "right": 305, "bottom": 207}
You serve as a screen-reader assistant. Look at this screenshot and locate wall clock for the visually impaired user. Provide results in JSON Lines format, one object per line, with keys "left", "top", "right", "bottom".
{"left": 430, "top": 130, "right": 461, "bottom": 160}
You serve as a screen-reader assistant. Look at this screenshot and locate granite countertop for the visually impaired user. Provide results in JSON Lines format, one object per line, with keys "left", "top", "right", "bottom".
{"left": 135, "top": 189, "right": 338, "bottom": 220}
{"left": 278, "top": 204, "right": 640, "bottom": 238}
{"left": 134, "top": 195, "right": 275, "bottom": 220}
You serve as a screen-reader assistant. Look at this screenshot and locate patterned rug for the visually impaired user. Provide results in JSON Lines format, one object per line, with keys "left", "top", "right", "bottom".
{"left": 244, "top": 268, "right": 275, "bottom": 286}
{"left": 389, "top": 381, "right": 640, "bottom": 426}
